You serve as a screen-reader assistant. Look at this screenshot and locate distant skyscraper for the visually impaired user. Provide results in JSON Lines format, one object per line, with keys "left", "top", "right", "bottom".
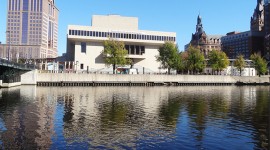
{"left": 5, "top": 0, "right": 58, "bottom": 59}
{"left": 221, "top": 31, "right": 264, "bottom": 59}
{"left": 222, "top": 0, "right": 266, "bottom": 59}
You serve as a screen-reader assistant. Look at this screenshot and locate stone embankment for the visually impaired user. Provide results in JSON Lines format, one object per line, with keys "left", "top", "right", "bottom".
{"left": 1, "top": 70, "right": 268, "bottom": 88}
{"left": 32, "top": 71, "right": 270, "bottom": 87}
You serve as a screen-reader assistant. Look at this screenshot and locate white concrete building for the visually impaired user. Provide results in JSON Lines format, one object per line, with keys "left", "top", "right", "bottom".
{"left": 66, "top": 15, "right": 176, "bottom": 73}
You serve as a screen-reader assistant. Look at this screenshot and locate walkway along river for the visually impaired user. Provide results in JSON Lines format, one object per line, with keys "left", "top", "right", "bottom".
{"left": 0, "top": 70, "right": 269, "bottom": 88}
{"left": 17, "top": 70, "right": 270, "bottom": 87}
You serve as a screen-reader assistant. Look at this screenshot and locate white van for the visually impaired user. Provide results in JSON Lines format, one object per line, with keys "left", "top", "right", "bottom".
{"left": 116, "top": 67, "right": 138, "bottom": 74}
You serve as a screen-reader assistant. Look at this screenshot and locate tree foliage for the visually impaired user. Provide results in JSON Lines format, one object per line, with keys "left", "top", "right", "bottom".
{"left": 102, "top": 39, "right": 130, "bottom": 74}
{"left": 185, "top": 45, "right": 206, "bottom": 74}
{"left": 208, "top": 50, "right": 229, "bottom": 73}
{"left": 234, "top": 55, "right": 246, "bottom": 76}
{"left": 156, "top": 42, "right": 181, "bottom": 74}
{"left": 250, "top": 53, "right": 268, "bottom": 76}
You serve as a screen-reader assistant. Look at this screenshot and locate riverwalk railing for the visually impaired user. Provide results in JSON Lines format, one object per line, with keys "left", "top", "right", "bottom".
{"left": 35, "top": 73, "right": 270, "bottom": 87}
{"left": 0, "top": 58, "right": 36, "bottom": 70}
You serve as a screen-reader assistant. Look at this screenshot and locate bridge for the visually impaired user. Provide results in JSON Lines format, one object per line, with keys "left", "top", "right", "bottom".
{"left": 0, "top": 58, "right": 36, "bottom": 84}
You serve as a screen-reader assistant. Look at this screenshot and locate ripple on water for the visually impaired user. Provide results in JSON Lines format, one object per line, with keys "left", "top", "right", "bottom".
{"left": 0, "top": 86, "right": 268, "bottom": 150}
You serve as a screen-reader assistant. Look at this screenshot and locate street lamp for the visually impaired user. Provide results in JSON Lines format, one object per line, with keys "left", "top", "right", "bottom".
{"left": 6, "top": 31, "right": 10, "bottom": 61}
{"left": 76, "top": 61, "right": 79, "bottom": 73}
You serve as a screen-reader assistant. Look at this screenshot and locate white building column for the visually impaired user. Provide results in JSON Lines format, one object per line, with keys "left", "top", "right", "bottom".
{"left": 64, "top": 61, "right": 67, "bottom": 73}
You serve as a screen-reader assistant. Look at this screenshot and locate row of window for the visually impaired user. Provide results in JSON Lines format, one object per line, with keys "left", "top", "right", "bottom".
{"left": 222, "top": 34, "right": 249, "bottom": 41}
{"left": 125, "top": 45, "right": 145, "bottom": 55}
{"left": 69, "top": 30, "right": 176, "bottom": 42}
{"left": 80, "top": 42, "right": 146, "bottom": 56}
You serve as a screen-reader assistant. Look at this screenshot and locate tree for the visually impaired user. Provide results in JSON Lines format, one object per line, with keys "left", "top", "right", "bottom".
{"left": 156, "top": 42, "right": 181, "bottom": 74}
{"left": 177, "top": 52, "right": 187, "bottom": 74}
{"left": 250, "top": 53, "right": 268, "bottom": 77}
{"left": 185, "top": 45, "right": 206, "bottom": 74}
{"left": 102, "top": 39, "right": 130, "bottom": 74}
{"left": 234, "top": 55, "right": 246, "bottom": 76}
{"left": 208, "top": 50, "right": 229, "bottom": 74}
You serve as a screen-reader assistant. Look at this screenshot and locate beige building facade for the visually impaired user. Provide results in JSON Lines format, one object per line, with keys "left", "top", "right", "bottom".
{"left": 66, "top": 15, "right": 176, "bottom": 73}
{"left": 3, "top": 0, "right": 58, "bottom": 60}
{"left": 185, "top": 15, "right": 222, "bottom": 57}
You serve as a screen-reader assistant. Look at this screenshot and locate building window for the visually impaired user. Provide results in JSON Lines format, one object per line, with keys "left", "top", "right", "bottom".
{"left": 81, "top": 42, "right": 86, "bottom": 53}
{"left": 136, "top": 46, "right": 140, "bottom": 55}
{"left": 130, "top": 45, "right": 135, "bottom": 54}
{"left": 141, "top": 46, "right": 145, "bottom": 54}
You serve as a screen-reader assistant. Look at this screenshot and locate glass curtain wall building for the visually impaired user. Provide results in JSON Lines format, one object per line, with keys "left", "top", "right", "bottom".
{"left": 4, "top": 0, "right": 58, "bottom": 60}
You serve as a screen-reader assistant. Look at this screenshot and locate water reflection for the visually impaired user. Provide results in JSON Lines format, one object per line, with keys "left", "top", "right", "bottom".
{"left": 0, "top": 86, "right": 268, "bottom": 149}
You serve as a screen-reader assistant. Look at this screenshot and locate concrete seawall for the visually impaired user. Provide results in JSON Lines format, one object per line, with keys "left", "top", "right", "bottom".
{"left": 35, "top": 73, "right": 270, "bottom": 86}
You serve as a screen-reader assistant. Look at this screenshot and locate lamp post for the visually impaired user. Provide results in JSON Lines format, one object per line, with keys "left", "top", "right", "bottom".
{"left": 6, "top": 31, "right": 10, "bottom": 61}
{"left": 76, "top": 61, "right": 79, "bottom": 73}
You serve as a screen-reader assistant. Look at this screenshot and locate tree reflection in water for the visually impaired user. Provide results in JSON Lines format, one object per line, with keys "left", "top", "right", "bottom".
{"left": 0, "top": 86, "right": 268, "bottom": 149}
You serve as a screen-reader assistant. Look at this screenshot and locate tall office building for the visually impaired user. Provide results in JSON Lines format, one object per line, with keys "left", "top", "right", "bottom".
{"left": 4, "top": 0, "right": 58, "bottom": 59}
{"left": 221, "top": 0, "right": 265, "bottom": 59}
{"left": 221, "top": 31, "right": 264, "bottom": 59}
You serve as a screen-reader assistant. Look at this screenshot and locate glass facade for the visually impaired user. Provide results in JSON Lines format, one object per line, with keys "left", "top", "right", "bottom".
{"left": 23, "top": 0, "right": 29, "bottom": 11}
{"left": 68, "top": 29, "right": 176, "bottom": 42}
{"left": 22, "top": 12, "right": 29, "bottom": 44}
{"left": 7, "top": 0, "right": 59, "bottom": 58}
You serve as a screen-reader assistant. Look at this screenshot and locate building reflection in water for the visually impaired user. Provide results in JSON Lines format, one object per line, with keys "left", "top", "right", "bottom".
{"left": 0, "top": 86, "right": 54, "bottom": 149}
{"left": 0, "top": 86, "right": 268, "bottom": 149}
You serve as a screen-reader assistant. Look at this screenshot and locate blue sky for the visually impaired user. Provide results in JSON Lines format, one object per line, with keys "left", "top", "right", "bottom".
{"left": 0, "top": 0, "right": 256, "bottom": 55}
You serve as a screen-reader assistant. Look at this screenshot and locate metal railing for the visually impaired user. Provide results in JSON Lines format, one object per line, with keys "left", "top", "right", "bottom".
{"left": 0, "top": 58, "right": 36, "bottom": 70}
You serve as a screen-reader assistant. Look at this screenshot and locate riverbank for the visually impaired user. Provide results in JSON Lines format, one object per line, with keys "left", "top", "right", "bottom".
{"left": 32, "top": 71, "right": 270, "bottom": 86}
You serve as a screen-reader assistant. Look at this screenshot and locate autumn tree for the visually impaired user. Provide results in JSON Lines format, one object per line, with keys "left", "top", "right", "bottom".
{"left": 250, "top": 53, "right": 268, "bottom": 76}
{"left": 185, "top": 45, "right": 206, "bottom": 74}
{"left": 208, "top": 50, "right": 229, "bottom": 74}
{"left": 156, "top": 42, "right": 181, "bottom": 74}
{"left": 102, "top": 39, "right": 130, "bottom": 74}
{"left": 234, "top": 55, "right": 246, "bottom": 76}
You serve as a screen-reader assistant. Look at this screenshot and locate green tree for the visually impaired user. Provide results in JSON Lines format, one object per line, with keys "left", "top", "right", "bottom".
{"left": 208, "top": 50, "right": 229, "bottom": 74}
{"left": 176, "top": 52, "right": 187, "bottom": 74}
{"left": 156, "top": 42, "right": 181, "bottom": 74}
{"left": 234, "top": 55, "right": 246, "bottom": 76}
{"left": 102, "top": 39, "right": 130, "bottom": 74}
{"left": 185, "top": 45, "right": 206, "bottom": 74}
{"left": 250, "top": 53, "right": 268, "bottom": 76}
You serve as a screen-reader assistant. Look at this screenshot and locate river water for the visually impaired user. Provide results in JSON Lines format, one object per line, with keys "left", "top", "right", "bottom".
{"left": 0, "top": 86, "right": 269, "bottom": 150}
